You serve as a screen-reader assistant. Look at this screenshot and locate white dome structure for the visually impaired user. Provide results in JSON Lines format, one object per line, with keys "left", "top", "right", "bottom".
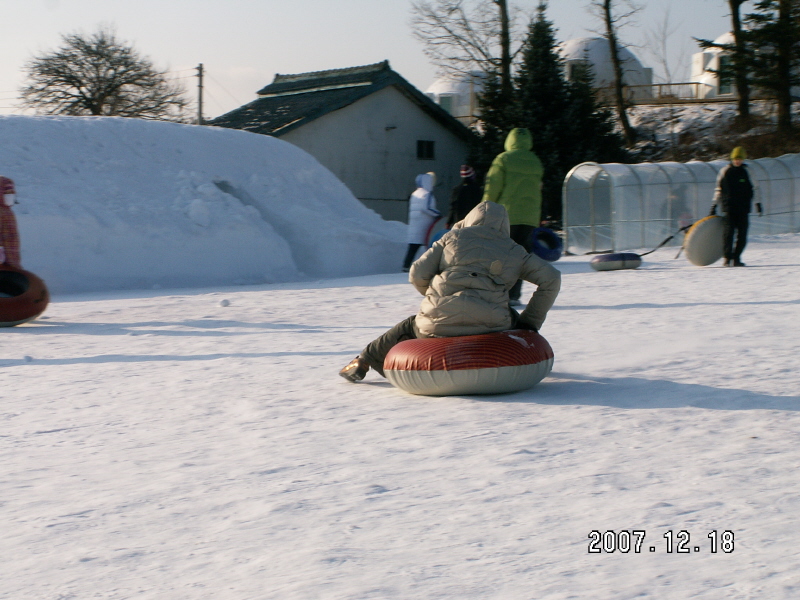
{"left": 559, "top": 37, "right": 653, "bottom": 93}
{"left": 425, "top": 72, "right": 485, "bottom": 125}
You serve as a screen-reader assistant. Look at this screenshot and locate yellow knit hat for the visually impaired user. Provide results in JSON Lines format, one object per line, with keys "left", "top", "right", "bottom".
{"left": 731, "top": 146, "right": 747, "bottom": 160}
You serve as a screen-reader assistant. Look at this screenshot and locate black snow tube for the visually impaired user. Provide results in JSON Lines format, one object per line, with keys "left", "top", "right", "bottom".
{"left": 590, "top": 252, "right": 642, "bottom": 271}
{"left": 0, "top": 266, "right": 50, "bottom": 326}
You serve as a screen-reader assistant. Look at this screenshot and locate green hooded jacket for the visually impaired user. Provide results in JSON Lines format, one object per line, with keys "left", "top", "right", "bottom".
{"left": 481, "top": 128, "right": 544, "bottom": 226}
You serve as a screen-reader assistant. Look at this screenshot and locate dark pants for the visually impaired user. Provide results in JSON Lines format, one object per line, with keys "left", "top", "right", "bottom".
{"left": 509, "top": 224, "right": 535, "bottom": 300}
{"left": 361, "top": 315, "right": 420, "bottom": 377}
{"left": 724, "top": 213, "right": 749, "bottom": 261}
{"left": 402, "top": 244, "right": 423, "bottom": 270}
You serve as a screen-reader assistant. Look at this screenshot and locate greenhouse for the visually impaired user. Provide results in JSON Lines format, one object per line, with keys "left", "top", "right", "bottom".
{"left": 562, "top": 154, "right": 800, "bottom": 254}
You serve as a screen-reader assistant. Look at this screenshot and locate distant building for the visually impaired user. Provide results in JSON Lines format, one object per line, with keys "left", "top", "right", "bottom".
{"left": 210, "top": 61, "right": 472, "bottom": 223}
{"left": 692, "top": 31, "right": 800, "bottom": 101}
{"left": 559, "top": 37, "right": 653, "bottom": 100}
{"left": 425, "top": 72, "right": 486, "bottom": 126}
{"left": 424, "top": 38, "right": 654, "bottom": 121}
{"left": 691, "top": 32, "right": 737, "bottom": 99}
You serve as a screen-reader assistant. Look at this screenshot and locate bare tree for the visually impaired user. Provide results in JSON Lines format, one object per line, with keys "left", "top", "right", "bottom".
{"left": 588, "top": 0, "right": 640, "bottom": 146}
{"left": 644, "top": 4, "right": 690, "bottom": 151}
{"left": 410, "top": 0, "right": 520, "bottom": 98}
{"left": 644, "top": 5, "right": 689, "bottom": 84}
{"left": 20, "top": 27, "right": 188, "bottom": 120}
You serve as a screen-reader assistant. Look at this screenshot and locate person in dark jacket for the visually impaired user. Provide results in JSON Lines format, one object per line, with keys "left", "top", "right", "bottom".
{"left": 446, "top": 165, "right": 482, "bottom": 228}
{"left": 710, "top": 146, "right": 762, "bottom": 267}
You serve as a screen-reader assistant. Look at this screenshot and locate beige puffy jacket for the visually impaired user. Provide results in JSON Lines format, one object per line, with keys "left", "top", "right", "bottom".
{"left": 410, "top": 201, "right": 561, "bottom": 337}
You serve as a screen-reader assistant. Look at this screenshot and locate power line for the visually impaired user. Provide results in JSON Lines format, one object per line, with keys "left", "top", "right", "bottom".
{"left": 203, "top": 88, "right": 226, "bottom": 113}
{"left": 207, "top": 73, "right": 244, "bottom": 106}
{"left": 166, "top": 67, "right": 198, "bottom": 75}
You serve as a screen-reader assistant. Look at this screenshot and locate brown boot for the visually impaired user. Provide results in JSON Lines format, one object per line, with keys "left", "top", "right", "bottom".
{"left": 339, "top": 356, "right": 369, "bottom": 382}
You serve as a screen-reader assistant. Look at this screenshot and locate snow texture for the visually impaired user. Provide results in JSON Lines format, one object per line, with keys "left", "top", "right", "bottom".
{"left": 2, "top": 232, "right": 799, "bottom": 599}
{"left": 0, "top": 115, "right": 406, "bottom": 294}
{"left": 2, "top": 114, "right": 799, "bottom": 599}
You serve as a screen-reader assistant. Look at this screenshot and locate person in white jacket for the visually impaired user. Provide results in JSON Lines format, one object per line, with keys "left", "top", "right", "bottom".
{"left": 402, "top": 172, "right": 441, "bottom": 271}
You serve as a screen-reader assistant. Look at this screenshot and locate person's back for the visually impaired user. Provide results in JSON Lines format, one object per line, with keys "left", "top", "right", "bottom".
{"left": 718, "top": 164, "right": 754, "bottom": 215}
{"left": 411, "top": 201, "right": 560, "bottom": 337}
{"left": 340, "top": 201, "right": 560, "bottom": 382}
{"left": 403, "top": 172, "right": 441, "bottom": 271}
{"left": 482, "top": 128, "right": 544, "bottom": 227}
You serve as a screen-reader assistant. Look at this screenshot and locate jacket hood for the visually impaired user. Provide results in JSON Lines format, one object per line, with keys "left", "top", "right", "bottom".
{"left": 415, "top": 173, "right": 435, "bottom": 192}
{"left": 462, "top": 201, "right": 510, "bottom": 235}
{"left": 504, "top": 128, "right": 533, "bottom": 151}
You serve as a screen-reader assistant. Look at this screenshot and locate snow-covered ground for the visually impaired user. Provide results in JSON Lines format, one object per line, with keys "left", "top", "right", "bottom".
{"left": 630, "top": 101, "right": 800, "bottom": 162}
{"left": 3, "top": 233, "right": 799, "bottom": 599}
{"left": 0, "top": 115, "right": 406, "bottom": 294}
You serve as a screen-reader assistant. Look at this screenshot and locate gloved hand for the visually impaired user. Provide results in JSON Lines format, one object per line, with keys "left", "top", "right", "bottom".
{"left": 709, "top": 204, "right": 717, "bottom": 216}
{"left": 756, "top": 202, "right": 763, "bottom": 216}
{"left": 515, "top": 318, "right": 538, "bottom": 332}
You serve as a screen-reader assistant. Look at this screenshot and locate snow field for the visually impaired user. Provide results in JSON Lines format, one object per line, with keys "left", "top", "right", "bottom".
{"left": 2, "top": 234, "right": 799, "bottom": 599}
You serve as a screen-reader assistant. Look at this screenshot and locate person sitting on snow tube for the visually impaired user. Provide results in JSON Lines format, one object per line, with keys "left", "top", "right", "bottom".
{"left": 340, "top": 201, "right": 561, "bottom": 382}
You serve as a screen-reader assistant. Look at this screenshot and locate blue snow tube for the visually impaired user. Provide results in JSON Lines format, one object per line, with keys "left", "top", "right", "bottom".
{"left": 428, "top": 227, "right": 448, "bottom": 247}
{"left": 529, "top": 227, "right": 563, "bottom": 262}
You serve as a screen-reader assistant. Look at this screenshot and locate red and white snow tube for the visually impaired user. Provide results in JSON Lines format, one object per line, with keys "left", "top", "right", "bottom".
{"left": 0, "top": 265, "right": 50, "bottom": 326}
{"left": 384, "top": 329, "right": 554, "bottom": 396}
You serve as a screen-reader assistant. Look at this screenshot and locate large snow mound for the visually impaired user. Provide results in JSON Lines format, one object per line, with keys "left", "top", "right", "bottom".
{"left": 0, "top": 115, "right": 406, "bottom": 294}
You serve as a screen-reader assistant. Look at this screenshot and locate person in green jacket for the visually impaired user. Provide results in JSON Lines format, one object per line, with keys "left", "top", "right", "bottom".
{"left": 482, "top": 127, "right": 544, "bottom": 304}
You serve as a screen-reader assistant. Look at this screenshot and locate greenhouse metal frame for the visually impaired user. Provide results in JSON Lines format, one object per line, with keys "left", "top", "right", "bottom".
{"left": 562, "top": 154, "right": 800, "bottom": 255}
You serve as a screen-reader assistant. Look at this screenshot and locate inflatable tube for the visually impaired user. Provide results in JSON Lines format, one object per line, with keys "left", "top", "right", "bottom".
{"left": 428, "top": 227, "right": 448, "bottom": 247}
{"left": 384, "top": 329, "right": 554, "bottom": 396}
{"left": 590, "top": 252, "right": 642, "bottom": 271}
{"left": 530, "top": 227, "right": 563, "bottom": 262}
{"left": 684, "top": 215, "right": 725, "bottom": 266}
{"left": 0, "top": 266, "right": 50, "bottom": 327}
{"left": 425, "top": 217, "right": 448, "bottom": 248}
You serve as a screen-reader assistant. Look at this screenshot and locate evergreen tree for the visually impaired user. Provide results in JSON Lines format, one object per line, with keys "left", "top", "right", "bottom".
{"left": 564, "top": 62, "right": 629, "bottom": 167}
{"left": 471, "top": 1, "right": 627, "bottom": 222}
{"left": 513, "top": 2, "right": 627, "bottom": 222}
{"left": 513, "top": 3, "right": 572, "bottom": 221}
{"left": 471, "top": 71, "right": 516, "bottom": 182}
{"left": 744, "top": 0, "right": 800, "bottom": 133}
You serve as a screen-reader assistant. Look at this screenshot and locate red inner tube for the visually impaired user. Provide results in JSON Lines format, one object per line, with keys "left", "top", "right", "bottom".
{"left": 384, "top": 329, "right": 553, "bottom": 372}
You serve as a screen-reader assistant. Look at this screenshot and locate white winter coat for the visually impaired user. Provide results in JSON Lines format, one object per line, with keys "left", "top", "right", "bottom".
{"left": 410, "top": 201, "right": 561, "bottom": 337}
{"left": 406, "top": 173, "right": 441, "bottom": 244}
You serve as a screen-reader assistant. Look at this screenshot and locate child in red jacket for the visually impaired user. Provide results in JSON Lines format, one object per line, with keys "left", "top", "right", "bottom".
{"left": 0, "top": 176, "right": 21, "bottom": 267}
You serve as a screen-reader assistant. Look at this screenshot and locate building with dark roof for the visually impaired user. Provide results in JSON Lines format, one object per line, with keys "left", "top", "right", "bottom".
{"left": 210, "top": 61, "right": 473, "bottom": 222}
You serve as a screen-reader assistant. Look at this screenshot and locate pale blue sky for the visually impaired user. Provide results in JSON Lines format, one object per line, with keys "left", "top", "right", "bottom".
{"left": 1, "top": 0, "right": 732, "bottom": 118}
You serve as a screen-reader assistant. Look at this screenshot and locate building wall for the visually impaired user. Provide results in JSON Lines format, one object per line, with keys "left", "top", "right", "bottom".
{"left": 281, "top": 86, "right": 469, "bottom": 223}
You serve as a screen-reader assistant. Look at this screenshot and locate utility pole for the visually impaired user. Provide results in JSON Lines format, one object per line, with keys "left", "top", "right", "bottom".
{"left": 196, "top": 63, "right": 204, "bottom": 125}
